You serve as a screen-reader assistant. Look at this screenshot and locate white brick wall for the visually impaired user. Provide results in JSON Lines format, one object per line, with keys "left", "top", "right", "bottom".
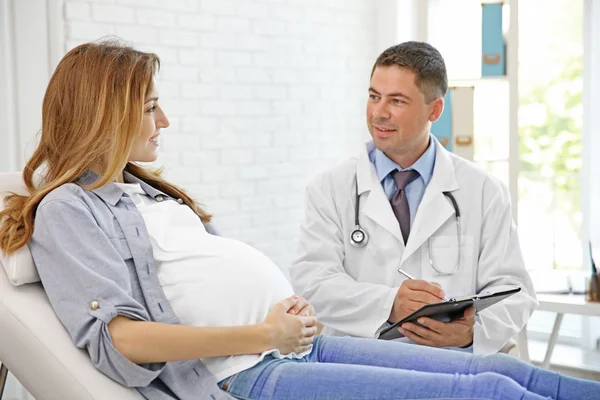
{"left": 63, "top": 0, "right": 376, "bottom": 272}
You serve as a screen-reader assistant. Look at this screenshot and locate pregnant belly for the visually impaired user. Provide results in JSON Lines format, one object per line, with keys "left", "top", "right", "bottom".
{"left": 156, "top": 238, "right": 295, "bottom": 328}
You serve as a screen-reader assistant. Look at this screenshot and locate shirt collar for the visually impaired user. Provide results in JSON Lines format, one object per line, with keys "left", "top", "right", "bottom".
{"left": 123, "top": 170, "right": 170, "bottom": 201}
{"left": 75, "top": 170, "right": 123, "bottom": 206}
{"left": 371, "top": 135, "right": 436, "bottom": 185}
{"left": 75, "top": 169, "right": 169, "bottom": 206}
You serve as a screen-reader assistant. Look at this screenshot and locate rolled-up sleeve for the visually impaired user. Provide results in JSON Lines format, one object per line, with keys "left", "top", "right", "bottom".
{"left": 29, "top": 199, "right": 165, "bottom": 387}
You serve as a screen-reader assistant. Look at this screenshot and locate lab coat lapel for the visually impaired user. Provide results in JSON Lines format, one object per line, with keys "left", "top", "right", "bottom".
{"left": 356, "top": 143, "right": 404, "bottom": 245}
{"left": 401, "top": 139, "right": 459, "bottom": 264}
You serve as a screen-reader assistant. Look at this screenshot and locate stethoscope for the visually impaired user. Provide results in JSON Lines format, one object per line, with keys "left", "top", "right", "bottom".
{"left": 349, "top": 176, "right": 462, "bottom": 276}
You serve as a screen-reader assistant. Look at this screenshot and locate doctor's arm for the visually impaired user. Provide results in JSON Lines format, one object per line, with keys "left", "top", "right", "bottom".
{"left": 289, "top": 176, "right": 398, "bottom": 338}
{"left": 473, "top": 181, "right": 538, "bottom": 355}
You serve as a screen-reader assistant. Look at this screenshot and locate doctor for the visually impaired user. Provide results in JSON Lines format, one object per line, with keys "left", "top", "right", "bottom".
{"left": 289, "top": 41, "right": 537, "bottom": 355}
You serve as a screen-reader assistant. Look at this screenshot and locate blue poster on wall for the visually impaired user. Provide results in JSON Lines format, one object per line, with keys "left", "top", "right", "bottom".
{"left": 482, "top": 2, "right": 505, "bottom": 77}
{"left": 431, "top": 90, "right": 452, "bottom": 151}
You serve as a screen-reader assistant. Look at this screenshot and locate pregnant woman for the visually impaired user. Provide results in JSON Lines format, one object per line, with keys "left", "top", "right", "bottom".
{"left": 1, "top": 40, "right": 598, "bottom": 400}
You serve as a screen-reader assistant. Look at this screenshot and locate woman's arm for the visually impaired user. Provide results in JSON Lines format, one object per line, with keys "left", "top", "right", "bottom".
{"left": 109, "top": 296, "right": 318, "bottom": 364}
{"left": 30, "top": 196, "right": 315, "bottom": 386}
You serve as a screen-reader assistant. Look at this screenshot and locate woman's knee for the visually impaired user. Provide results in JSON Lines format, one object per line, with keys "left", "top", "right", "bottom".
{"left": 474, "top": 371, "right": 523, "bottom": 394}
{"left": 472, "top": 352, "right": 525, "bottom": 373}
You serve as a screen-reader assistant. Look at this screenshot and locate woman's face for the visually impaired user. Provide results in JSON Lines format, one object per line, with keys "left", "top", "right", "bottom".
{"left": 128, "top": 83, "right": 170, "bottom": 163}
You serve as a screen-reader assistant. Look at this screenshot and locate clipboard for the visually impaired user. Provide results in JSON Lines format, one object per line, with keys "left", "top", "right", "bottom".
{"left": 378, "top": 287, "right": 521, "bottom": 341}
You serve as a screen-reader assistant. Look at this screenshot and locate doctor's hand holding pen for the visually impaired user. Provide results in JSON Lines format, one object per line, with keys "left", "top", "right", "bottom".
{"left": 388, "top": 279, "right": 447, "bottom": 323}
{"left": 390, "top": 271, "right": 476, "bottom": 348}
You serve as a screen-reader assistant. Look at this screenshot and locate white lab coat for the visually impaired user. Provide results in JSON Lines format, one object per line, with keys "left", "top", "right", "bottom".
{"left": 290, "top": 138, "right": 538, "bottom": 355}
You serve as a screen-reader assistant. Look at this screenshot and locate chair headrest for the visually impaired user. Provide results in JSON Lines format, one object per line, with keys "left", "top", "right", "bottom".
{"left": 0, "top": 172, "right": 41, "bottom": 286}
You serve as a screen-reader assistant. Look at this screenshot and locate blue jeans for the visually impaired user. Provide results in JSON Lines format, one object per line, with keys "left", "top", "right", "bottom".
{"left": 218, "top": 336, "right": 600, "bottom": 400}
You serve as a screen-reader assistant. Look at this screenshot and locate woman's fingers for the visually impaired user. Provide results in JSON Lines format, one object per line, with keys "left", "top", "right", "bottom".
{"left": 300, "top": 315, "right": 318, "bottom": 327}
{"left": 296, "top": 304, "right": 315, "bottom": 317}
{"left": 295, "top": 345, "right": 313, "bottom": 354}
{"left": 276, "top": 296, "right": 298, "bottom": 313}
{"left": 302, "top": 326, "right": 318, "bottom": 337}
{"left": 299, "top": 336, "right": 314, "bottom": 346}
{"left": 288, "top": 297, "right": 306, "bottom": 315}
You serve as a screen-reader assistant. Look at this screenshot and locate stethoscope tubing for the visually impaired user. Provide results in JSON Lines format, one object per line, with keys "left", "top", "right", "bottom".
{"left": 350, "top": 175, "right": 461, "bottom": 275}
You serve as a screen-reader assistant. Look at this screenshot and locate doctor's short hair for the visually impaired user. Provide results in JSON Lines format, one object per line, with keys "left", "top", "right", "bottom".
{"left": 372, "top": 41, "right": 448, "bottom": 104}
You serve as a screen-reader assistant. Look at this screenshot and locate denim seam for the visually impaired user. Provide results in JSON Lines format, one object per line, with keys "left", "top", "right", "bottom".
{"left": 224, "top": 373, "right": 239, "bottom": 392}
{"left": 222, "top": 373, "right": 251, "bottom": 400}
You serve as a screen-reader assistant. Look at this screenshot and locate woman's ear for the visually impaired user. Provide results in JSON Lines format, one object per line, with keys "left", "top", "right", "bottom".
{"left": 428, "top": 97, "right": 445, "bottom": 123}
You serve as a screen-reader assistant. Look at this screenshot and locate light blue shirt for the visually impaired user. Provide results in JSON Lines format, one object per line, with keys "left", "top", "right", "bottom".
{"left": 369, "top": 136, "right": 436, "bottom": 225}
{"left": 29, "top": 170, "right": 233, "bottom": 400}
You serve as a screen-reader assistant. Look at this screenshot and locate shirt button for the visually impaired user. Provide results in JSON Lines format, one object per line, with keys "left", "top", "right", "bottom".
{"left": 177, "top": 198, "right": 184, "bottom": 204}
{"left": 89, "top": 301, "right": 100, "bottom": 310}
{"left": 155, "top": 195, "right": 164, "bottom": 202}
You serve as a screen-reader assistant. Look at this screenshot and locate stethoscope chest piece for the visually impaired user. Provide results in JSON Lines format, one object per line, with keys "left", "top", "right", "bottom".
{"left": 350, "top": 175, "right": 368, "bottom": 248}
{"left": 350, "top": 225, "right": 368, "bottom": 247}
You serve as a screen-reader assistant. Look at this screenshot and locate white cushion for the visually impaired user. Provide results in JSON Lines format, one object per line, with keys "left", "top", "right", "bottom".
{"left": 0, "top": 172, "right": 41, "bottom": 286}
{"left": 0, "top": 248, "right": 144, "bottom": 399}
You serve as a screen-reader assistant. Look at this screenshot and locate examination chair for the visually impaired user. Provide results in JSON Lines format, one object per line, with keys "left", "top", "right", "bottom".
{"left": 0, "top": 172, "right": 144, "bottom": 400}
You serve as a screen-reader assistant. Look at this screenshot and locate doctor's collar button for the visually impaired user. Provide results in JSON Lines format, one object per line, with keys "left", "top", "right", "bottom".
{"left": 155, "top": 195, "right": 164, "bottom": 202}
{"left": 177, "top": 198, "right": 184, "bottom": 204}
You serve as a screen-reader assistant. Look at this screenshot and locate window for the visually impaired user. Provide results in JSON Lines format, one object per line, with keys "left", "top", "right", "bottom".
{"left": 518, "top": 0, "right": 584, "bottom": 272}
{"left": 428, "top": 0, "right": 584, "bottom": 272}
{"left": 518, "top": 0, "right": 585, "bottom": 342}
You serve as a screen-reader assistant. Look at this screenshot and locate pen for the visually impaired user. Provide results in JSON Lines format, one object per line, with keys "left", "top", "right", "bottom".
{"left": 397, "top": 268, "right": 450, "bottom": 301}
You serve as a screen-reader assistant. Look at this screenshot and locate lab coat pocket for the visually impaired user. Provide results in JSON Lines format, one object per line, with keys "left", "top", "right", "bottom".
{"left": 422, "top": 235, "right": 475, "bottom": 297}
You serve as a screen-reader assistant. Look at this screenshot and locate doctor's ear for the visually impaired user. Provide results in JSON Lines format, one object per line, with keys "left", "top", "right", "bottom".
{"left": 427, "top": 97, "right": 444, "bottom": 123}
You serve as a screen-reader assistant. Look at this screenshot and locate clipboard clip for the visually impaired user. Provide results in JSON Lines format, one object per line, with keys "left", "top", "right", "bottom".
{"left": 448, "top": 295, "right": 481, "bottom": 302}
